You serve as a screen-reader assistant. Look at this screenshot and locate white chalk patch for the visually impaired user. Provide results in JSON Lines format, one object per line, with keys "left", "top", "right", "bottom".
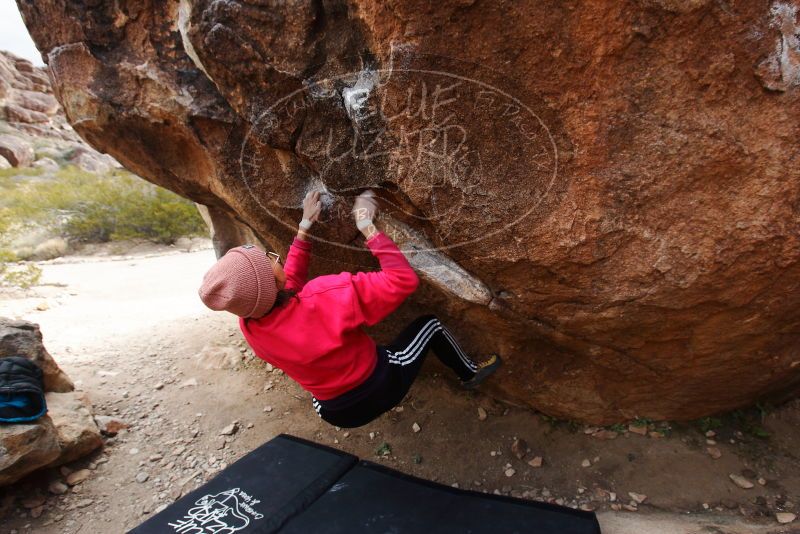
{"left": 341, "top": 69, "right": 378, "bottom": 119}
{"left": 303, "top": 177, "right": 334, "bottom": 210}
{"left": 757, "top": 2, "right": 800, "bottom": 90}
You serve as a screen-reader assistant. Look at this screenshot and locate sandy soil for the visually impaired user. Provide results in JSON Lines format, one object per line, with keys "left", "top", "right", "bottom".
{"left": 0, "top": 241, "right": 798, "bottom": 533}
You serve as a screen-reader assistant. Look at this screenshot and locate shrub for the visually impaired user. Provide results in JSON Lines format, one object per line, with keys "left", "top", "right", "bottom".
{"left": 0, "top": 167, "right": 43, "bottom": 183}
{"left": 0, "top": 248, "right": 41, "bottom": 288}
{"left": 33, "top": 237, "right": 69, "bottom": 259}
{"left": 1, "top": 165, "right": 208, "bottom": 245}
{"left": 0, "top": 165, "right": 208, "bottom": 287}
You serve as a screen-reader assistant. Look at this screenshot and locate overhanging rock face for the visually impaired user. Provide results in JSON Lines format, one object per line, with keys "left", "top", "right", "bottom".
{"left": 17, "top": 0, "right": 800, "bottom": 424}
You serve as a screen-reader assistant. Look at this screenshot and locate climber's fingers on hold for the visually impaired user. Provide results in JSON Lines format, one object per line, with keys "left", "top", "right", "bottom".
{"left": 311, "top": 201, "right": 322, "bottom": 221}
{"left": 303, "top": 190, "right": 321, "bottom": 211}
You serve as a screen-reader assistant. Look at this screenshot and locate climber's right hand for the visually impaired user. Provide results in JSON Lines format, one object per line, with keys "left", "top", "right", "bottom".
{"left": 302, "top": 190, "right": 322, "bottom": 223}
{"left": 297, "top": 190, "right": 322, "bottom": 239}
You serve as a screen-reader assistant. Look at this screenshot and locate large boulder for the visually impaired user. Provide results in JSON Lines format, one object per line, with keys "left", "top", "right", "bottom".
{"left": 16, "top": 1, "right": 800, "bottom": 423}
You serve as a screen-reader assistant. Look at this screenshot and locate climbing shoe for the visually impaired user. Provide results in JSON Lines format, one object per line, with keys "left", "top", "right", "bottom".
{"left": 461, "top": 354, "right": 503, "bottom": 389}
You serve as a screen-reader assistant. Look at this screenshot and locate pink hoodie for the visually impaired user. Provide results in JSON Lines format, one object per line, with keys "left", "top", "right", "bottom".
{"left": 239, "top": 231, "right": 419, "bottom": 400}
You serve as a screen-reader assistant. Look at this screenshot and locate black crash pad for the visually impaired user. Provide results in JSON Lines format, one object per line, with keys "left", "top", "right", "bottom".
{"left": 130, "top": 434, "right": 601, "bottom": 534}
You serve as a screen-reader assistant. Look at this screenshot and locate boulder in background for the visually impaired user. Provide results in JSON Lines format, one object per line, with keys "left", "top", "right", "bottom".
{"left": 0, "top": 318, "right": 102, "bottom": 487}
{"left": 44, "top": 391, "right": 103, "bottom": 466}
{"left": 0, "top": 134, "right": 34, "bottom": 167}
{"left": 0, "top": 418, "right": 60, "bottom": 486}
{"left": 0, "top": 318, "right": 74, "bottom": 393}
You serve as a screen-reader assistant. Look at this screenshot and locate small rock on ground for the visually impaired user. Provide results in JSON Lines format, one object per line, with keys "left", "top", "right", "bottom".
{"left": 729, "top": 473, "right": 754, "bottom": 489}
{"left": 528, "top": 456, "right": 543, "bottom": 468}
{"left": 48, "top": 481, "right": 69, "bottom": 495}
{"left": 511, "top": 438, "right": 527, "bottom": 460}
{"left": 65, "top": 469, "right": 91, "bottom": 486}
{"left": 220, "top": 422, "right": 238, "bottom": 436}
{"left": 628, "top": 492, "right": 647, "bottom": 504}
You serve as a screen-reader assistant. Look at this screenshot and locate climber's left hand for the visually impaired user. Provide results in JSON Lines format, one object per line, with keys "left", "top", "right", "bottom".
{"left": 301, "top": 190, "right": 323, "bottom": 226}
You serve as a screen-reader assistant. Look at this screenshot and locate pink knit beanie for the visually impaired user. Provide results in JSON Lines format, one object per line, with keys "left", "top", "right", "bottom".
{"left": 197, "top": 244, "right": 278, "bottom": 318}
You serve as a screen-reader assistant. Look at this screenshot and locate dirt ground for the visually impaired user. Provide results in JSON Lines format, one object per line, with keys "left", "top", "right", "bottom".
{"left": 0, "top": 240, "right": 798, "bottom": 534}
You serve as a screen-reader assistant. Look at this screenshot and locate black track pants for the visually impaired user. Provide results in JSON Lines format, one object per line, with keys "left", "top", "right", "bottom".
{"left": 311, "top": 314, "right": 479, "bottom": 428}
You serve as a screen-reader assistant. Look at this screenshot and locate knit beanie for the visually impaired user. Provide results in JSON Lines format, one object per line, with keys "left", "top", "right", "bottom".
{"left": 197, "top": 244, "right": 278, "bottom": 318}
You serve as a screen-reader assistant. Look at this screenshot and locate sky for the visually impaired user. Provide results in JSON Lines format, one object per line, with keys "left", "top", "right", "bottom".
{"left": 0, "top": 1, "right": 44, "bottom": 65}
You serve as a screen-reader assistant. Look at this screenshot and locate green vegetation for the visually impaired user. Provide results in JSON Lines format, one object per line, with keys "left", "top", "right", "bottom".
{"left": 0, "top": 248, "right": 41, "bottom": 288}
{"left": 631, "top": 417, "right": 653, "bottom": 427}
{"left": 0, "top": 165, "right": 207, "bottom": 287}
{"left": 375, "top": 442, "right": 392, "bottom": 457}
{"left": 697, "top": 416, "right": 724, "bottom": 434}
{"left": 730, "top": 408, "right": 771, "bottom": 439}
{"left": 0, "top": 167, "right": 44, "bottom": 180}
{"left": 0, "top": 174, "right": 43, "bottom": 287}
{"left": 655, "top": 421, "right": 673, "bottom": 438}
{"left": 538, "top": 406, "right": 774, "bottom": 442}
{"left": 2, "top": 166, "right": 207, "bottom": 244}
{"left": 540, "top": 414, "right": 581, "bottom": 434}
{"left": 693, "top": 405, "right": 771, "bottom": 440}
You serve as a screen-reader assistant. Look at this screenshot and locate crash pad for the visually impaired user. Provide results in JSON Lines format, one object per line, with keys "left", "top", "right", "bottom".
{"left": 130, "top": 434, "right": 601, "bottom": 534}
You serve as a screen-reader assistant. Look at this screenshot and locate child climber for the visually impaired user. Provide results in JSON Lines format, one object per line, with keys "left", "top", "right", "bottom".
{"left": 197, "top": 189, "right": 502, "bottom": 428}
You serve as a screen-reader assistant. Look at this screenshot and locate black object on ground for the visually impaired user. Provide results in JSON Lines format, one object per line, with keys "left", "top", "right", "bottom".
{"left": 0, "top": 356, "right": 46, "bottom": 423}
{"left": 130, "top": 433, "right": 602, "bottom": 534}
